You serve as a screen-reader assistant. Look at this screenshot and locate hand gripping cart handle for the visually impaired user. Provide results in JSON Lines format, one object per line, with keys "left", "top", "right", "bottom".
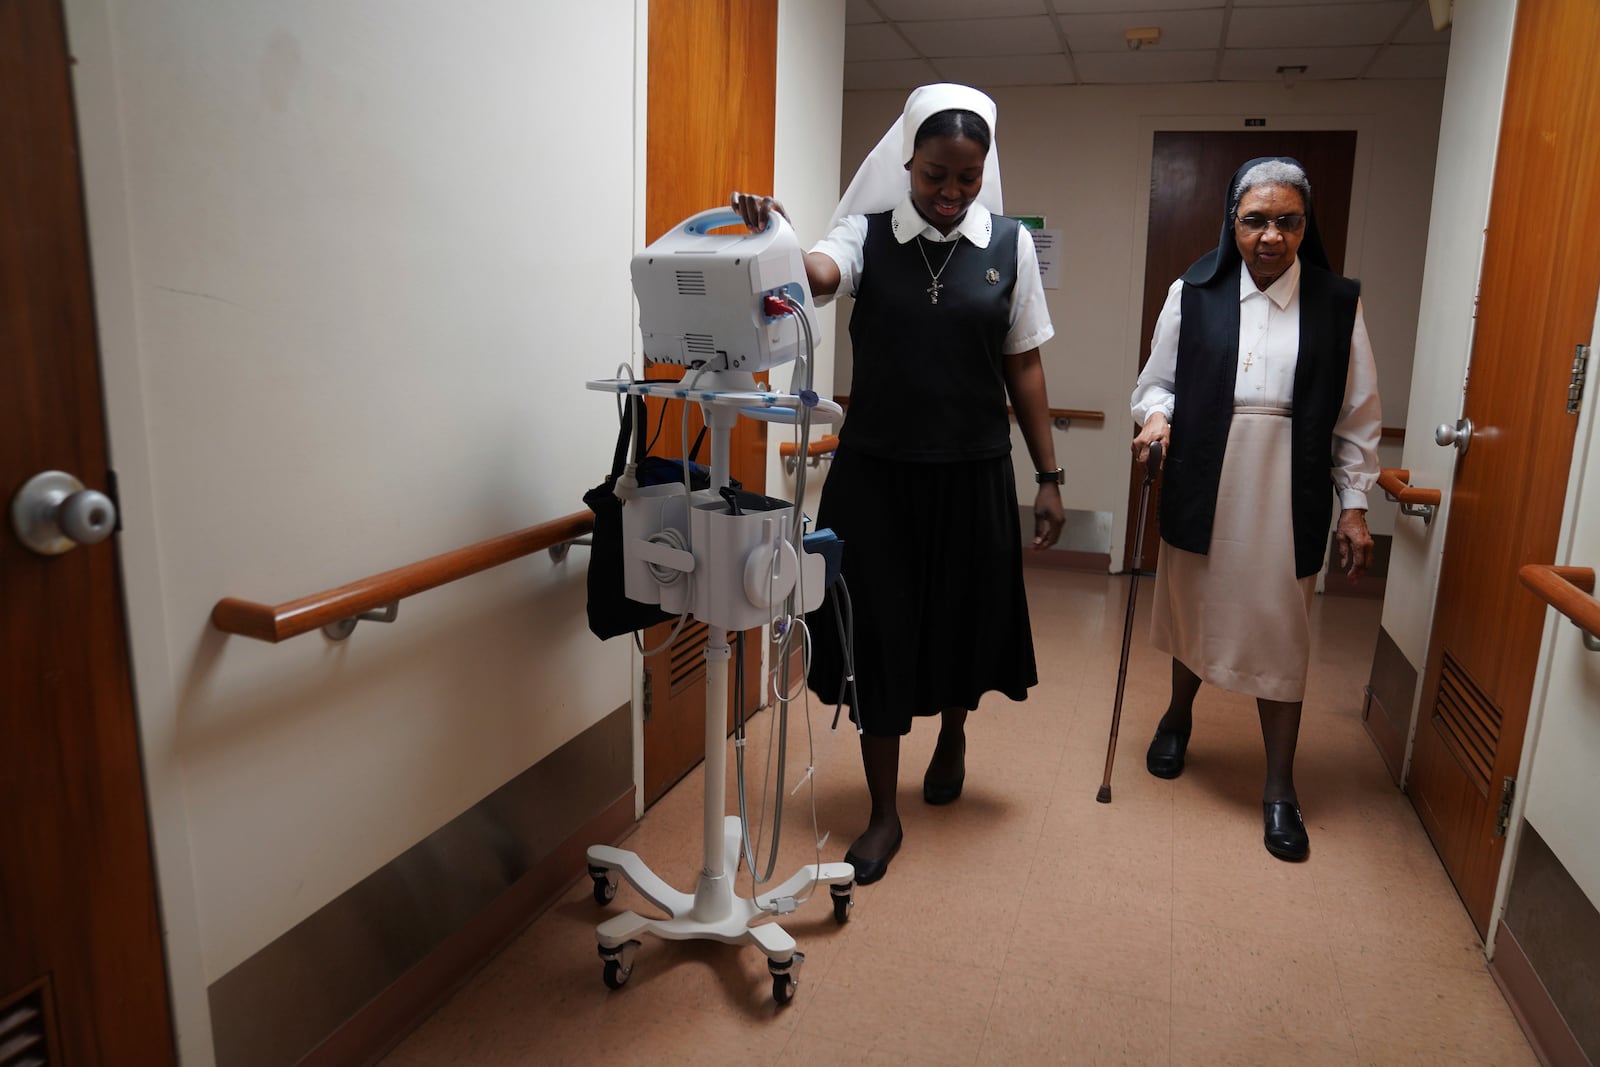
{"left": 1097, "top": 440, "right": 1163, "bottom": 804}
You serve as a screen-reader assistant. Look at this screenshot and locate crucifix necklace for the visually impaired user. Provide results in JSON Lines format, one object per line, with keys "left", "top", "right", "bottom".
{"left": 1243, "top": 306, "right": 1271, "bottom": 371}
{"left": 916, "top": 237, "right": 960, "bottom": 305}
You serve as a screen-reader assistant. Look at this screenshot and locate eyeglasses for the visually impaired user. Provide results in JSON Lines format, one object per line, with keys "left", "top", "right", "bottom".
{"left": 1235, "top": 213, "right": 1306, "bottom": 234}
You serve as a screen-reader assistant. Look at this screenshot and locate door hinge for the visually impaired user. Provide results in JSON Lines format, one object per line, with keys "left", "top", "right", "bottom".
{"left": 1494, "top": 776, "right": 1516, "bottom": 837}
{"left": 641, "top": 667, "right": 653, "bottom": 722}
{"left": 1569, "top": 344, "right": 1590, "bottom": 415}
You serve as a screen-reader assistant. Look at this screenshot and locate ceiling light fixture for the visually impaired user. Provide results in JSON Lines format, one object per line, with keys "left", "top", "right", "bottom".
{"left": 1124, "top": 27, "right": 1160, "bottom": 51}
{"left": 1276, "top": 64, "right": 1308, "bottom": 89}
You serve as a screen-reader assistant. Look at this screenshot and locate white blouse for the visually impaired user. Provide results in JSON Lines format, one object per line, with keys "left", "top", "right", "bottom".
{"left": 1130, "top": 259, "right": 1382, "bottom": 511}
{"left": 809, "top": 195, "right": 1056, "bottom": 355}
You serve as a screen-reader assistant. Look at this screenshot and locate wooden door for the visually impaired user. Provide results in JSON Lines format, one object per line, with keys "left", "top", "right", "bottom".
{"left": 0, "top": 1, "right": 177, "bottom": 1059}
{"left": 1125, "top": 130, "right": 1357, "bottom": 571}
{"left": 639, "top": 0, "right": 777, "bottom": 805}
{"left": 1407, "top": 0, "right": 1600, "bottom": 938}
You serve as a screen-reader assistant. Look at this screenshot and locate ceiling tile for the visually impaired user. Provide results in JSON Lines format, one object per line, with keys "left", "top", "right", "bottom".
{"left": 846, "top": 22, "right": 918, "bottom": 61}
{"left": 1219, "top": 46, "right": 1373, "bottom": 80}
{"left": 1050, "top": 0, "right": 1219, "bottom": 9}
{"left": 1233, "top": 0, "right": 1405, "bottom": 5}
{"left": 1057, "top": 9, "right": 1225, "bottom": 53}
{"left": 843, "top": 58, "right": 942, "bottom": 91}
{"left": 873, "top": 0, "right": 1046, "bottom": 18}
{"left": 845, "top": 0, "right": 883, "bottom": 24}
{"left": 1075, "top": 49, "right": 1218, "bottom": 84}
{"left": 935, "top": 53, "right": 1077, "bottom": 87}
{"left": 1365, "top": 42, "right": 1449, "bottom": 78}
{"left": 901, "top": 16, "right": 1060, "bottom": 57}
{"left": 1228, "top": 2, "right": 1413, "bottom": 48}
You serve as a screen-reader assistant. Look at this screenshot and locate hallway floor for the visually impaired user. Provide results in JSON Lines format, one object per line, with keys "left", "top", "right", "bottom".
{"left": 381, "top": 569, "right": 1537, "bottom": 1065}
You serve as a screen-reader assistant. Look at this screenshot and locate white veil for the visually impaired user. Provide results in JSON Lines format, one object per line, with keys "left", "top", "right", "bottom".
{"left": 827, "top": 83, "right": 1003, "bottom": 234}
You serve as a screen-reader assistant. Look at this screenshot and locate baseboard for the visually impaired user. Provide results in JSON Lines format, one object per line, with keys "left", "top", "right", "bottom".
{"left": 207, "top": 705, "right": 635, "bottom": 1067}
{"left": 305, "top": 789, "right": 637, "bottom": 1067}
{"left": 1022, "top": 548, "right": 1111, "bottom": 572}
{"left": 1489, "top": 921, "right": 1590, "bottom": 1067}
{"left": 1361, "top": 626, "right": 1416, "bottom": 786}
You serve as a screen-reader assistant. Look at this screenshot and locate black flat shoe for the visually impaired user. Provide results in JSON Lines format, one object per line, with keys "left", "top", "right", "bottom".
{"left": 1145, "top": 728, "right": 1190, "bottom": 779}
{"left": 844, "top": 826, "right": 903, "bottom": 886}
{"left": 923, "top": 742, "right": 966, "bottom": 805}
{"left": 1263, "top": 800, "right": 1310, "bottom": 862}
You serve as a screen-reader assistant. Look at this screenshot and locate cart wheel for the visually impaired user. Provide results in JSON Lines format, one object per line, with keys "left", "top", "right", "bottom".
{"left": 602, "top": 958, "right": 630, "bottom": 990}
{"left": 830, "top": 884, "right": 853, "bottom": 924}
{"left": 588, "top": 864, "right": 617, "bottom": 905}
{"left": 598, "top": 939, "right": 639, "bottom": 991}
{"left": 768, "top": 951, "right": 804, "bottom": 1005}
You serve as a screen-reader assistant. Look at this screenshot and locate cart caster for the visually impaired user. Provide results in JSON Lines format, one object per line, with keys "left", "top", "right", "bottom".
{"left": 588, "top": 864, "right": 617, "bottom": 905}
{"left": 768, "top": 951, "right": 804, "bottom": 1005}
{"left": 597, "top": 940, "right": 640, "bottom": 990}
{"left": 830, "top": 882, "right": 853, "bottom": 924}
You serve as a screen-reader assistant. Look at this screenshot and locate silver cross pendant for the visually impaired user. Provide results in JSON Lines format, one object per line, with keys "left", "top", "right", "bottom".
{"left": 928, "top": 279, "right": 942, "bottom": 304}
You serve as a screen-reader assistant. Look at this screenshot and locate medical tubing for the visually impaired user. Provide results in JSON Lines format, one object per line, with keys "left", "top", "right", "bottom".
{"left": 825, "top": 575, "right": 863, "bottom": 733}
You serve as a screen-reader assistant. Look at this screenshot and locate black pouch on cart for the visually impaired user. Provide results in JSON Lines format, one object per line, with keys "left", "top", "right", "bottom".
{"left": 582, "top": 391, "right": 718, "bottom": 640}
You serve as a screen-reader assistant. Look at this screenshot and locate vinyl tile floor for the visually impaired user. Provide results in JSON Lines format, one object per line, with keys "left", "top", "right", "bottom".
{"left": 381, "top": 568, "right": 1538, "bottom": 1066}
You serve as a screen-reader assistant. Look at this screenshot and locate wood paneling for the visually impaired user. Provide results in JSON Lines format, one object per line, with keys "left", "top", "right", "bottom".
{"left": 1407, "top": 0, "right": 1600, "bottom": 937}
{"left": 640, "top": 0, "right": 777, "bottom": 804}
{"left": 1125, "top": 130, "right": 1357, "bottom": 571}
{"left": 0, "top": 1, "right": 176, "bottom": 1059}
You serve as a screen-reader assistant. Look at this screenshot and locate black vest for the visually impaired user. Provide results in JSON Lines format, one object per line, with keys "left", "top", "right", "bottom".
{"left": 843, "top": 211, "right": 1020, "bottom": 461}
{"left": 1160, "top": 265, "right": 1361, "bottom": 578}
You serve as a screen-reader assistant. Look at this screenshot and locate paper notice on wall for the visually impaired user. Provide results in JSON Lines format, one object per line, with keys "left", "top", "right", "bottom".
{"left": 1031, "top": 228, "right": 1061, "bottom": 289}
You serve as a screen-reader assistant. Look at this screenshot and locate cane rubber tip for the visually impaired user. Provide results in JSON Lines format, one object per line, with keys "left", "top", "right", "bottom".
{"left": 1095, "top": 785, "right": 1112, "bottom": 804}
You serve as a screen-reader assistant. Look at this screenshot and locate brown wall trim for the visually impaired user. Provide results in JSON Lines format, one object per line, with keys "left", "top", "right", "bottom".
{"left": 1490, "top": 920, "right": 1590, "bottom": 1067}
{"left": 306, "top": 789, "right": 637, "bottom": 1067}
{"left": 1495, "top": 823, "right": 1600, "bottom": 1064}
{"left": 1023, "top": 549, "right": 1112, "bottom": 573}
{"left": 1361, "top": 625, "right": 1416, "bottom": 786}
{"left": 208, "top": 704, "right": 634, "bottom": 1067}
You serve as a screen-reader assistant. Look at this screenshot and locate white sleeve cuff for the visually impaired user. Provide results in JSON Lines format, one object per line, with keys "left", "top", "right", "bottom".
{"left": 1338, "top": 487, "right": 1370, "bottom": 511}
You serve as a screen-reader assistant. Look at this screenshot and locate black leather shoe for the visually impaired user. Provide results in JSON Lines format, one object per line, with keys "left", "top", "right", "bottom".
{"left": 1145, "top": 728, "right": 1190, "bottom": 779}
{"left": 844, "top": 826, "right": 903, "bottom": 886}
{"left": 923, "top": 742, "right": 966, "bottom": 805}
{"left": 1263, "top": 800, "right": 1310, "bottom": 862}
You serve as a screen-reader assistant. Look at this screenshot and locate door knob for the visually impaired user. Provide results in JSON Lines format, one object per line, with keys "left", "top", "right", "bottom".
{"left": 10, "top": 470, "right": 118, "bottom": 556}
{"left": 1435, "top": 417, "right": 1474, "bottom": 455}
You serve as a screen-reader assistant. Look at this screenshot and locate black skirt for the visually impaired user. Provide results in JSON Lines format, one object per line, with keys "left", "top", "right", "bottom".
{"left": 805, "top": 446, "right": 1038, "bottom": 736}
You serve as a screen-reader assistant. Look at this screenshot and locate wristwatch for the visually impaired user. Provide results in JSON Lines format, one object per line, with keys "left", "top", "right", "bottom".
{"left": 1035, "top": 467, "right": 1064, "bottom": 485}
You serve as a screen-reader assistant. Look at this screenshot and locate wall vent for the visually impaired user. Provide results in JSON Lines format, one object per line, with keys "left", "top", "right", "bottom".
{"left": 669, "top": 621, "right": 710, "bottom": 694}
{"left": 0, "top": 985, "right": 51, "bottom": 1067}
{"left": 1430, "top": 650, "right": 1501, "bottom": 798}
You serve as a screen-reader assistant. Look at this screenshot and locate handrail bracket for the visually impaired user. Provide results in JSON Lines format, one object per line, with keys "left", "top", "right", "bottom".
{"left": 323, "top": 602, "right": 399, "bottom": 642}
{"left": 549, "top": 536, "right": 593, "bottom": 564}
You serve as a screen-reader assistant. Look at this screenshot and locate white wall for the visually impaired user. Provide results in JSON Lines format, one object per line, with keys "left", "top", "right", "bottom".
{"left": 66, "top": 2, "right": 642, "bottom": 1061}
{"left": 1514, "top": 286, "right": 1600, "bottom": 909}
{"left": 834, "top": 78, "right": 1445, "bottom": 569}
{"left": 1380, "top": 0, "right": 1518, "bottom": 685}
{"left": 767, "top": 0, "right": 847, "bottom": 517}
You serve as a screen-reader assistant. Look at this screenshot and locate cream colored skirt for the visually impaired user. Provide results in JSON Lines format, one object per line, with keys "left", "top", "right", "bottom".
{"left": 1150, "top": 408, "right": 1316, "bottom": 702}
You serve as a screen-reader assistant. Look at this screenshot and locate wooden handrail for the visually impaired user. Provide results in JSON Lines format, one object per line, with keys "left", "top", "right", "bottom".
{"left": 833, "top": 394, "right": 1104, "bottom": 424}
{"left": 1377, "top": 468, "right": 1442, "bottom": 507}
{"left": 777, "top": 434, "right": 839, "bottom": 459}
{"left": 1518, "top": 564, "right": 1600, "bottom": 641}
{"left": 212, "top": 510, "right": 595, "bottom": 643}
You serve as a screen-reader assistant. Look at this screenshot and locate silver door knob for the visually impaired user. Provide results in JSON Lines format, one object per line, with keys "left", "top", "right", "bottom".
{"left": 1435, "top": 417, "right": 1474, "bottom": 455}
{"left": 11, "top": 470, "right": 118, "bottom": 556}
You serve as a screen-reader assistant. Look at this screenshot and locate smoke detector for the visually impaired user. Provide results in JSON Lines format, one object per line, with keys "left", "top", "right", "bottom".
{"left": 1124, "top": 27, "right": 1160, "bottom": 51}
